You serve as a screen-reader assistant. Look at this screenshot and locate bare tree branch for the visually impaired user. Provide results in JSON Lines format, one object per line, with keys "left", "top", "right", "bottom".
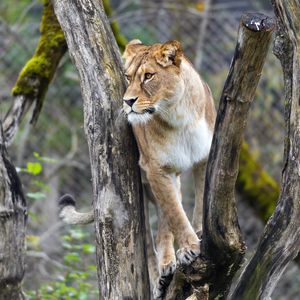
{"left": 27, "top": 250, "right": 69, "bottom": 271}
{"left": 161, "top": 13, "right": 275, "bottom": 300}
{"left": 201, "top": 13, "right": 275, "bottom": 299}
{"left": 231, "top": 1, "right": 300, "bottom": 298}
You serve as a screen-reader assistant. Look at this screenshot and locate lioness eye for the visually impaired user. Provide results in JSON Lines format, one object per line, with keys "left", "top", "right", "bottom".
{"left": 125, "top": 74, "right": 131, "bottom": 82}
{"left": 144, "top": 73, "right": 153, "bottom": 81}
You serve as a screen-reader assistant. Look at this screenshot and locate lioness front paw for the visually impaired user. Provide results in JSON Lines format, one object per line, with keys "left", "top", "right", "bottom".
{"left": 153, "top": 260, "right": 176, "bottom": 300}
{"left": 153, "top": 275, "right": 173, "bottom": 300}
{"left": 159, "top": 259, "right": 176, "bottom": 277}
{"left": 176, "top": 243, "right": 200, "bottom": 265}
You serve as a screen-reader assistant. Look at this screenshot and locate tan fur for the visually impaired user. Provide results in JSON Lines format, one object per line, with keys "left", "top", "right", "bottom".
{"left": 123, "top": 40, "right": 216, "bottom": 296}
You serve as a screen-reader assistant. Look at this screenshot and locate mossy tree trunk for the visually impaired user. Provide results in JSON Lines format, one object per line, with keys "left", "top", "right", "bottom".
{"left": 237, "top": 142, "right": 280, "bottom": 223}
{"left": 3, "top": 0, "right": 67, "bottom": 146}
{"left": 36, "top": 1, "right": 300, "bottom": 299}
{"left": 231, "top": 1, "right": 300, "bottom": 298}
{"left": 52, "top": 0, "right": 150, "bottom": 299}
{"left": 0, "top": 125, "right": 27, "bottom": 300}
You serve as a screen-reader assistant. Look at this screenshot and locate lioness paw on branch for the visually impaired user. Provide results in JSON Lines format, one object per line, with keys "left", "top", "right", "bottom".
{"left": 123, "top": 39, "right": 215, "bottom": 297}
{"left": 59, "top": 39, "right": 216, "bottom": 299}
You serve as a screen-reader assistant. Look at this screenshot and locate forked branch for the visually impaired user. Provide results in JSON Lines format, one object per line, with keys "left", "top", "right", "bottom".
{"left": 164, "top": 13, "right": 275, "bottom": 300}
{"left": 201, "top": 13, "right": 274, "bottom": 299}
{"left": 231, "top": 1, "right": 300, "bottom": 298}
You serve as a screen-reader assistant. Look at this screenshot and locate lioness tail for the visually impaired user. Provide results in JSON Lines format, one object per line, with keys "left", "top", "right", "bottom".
{"left": 58, "top": 194, "right": 94, "bottom": 225}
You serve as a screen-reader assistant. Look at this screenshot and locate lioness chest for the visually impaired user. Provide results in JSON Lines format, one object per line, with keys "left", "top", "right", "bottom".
{"left": 136, "top": 117, "right": 213, "bottom": 173}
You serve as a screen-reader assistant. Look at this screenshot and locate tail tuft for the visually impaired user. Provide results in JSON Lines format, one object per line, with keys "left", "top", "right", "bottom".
{"left": 59, "top": 194, "right": 76, "bottom": 208}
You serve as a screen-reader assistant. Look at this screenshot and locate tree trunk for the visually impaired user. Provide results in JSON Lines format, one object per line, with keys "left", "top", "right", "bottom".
{"left": 0, "top": 125, "right": 27, "bottom": 300}
{"left": 231, "top": 1, "right": 300, "bottom": 298}
{"left": 201, "top": 13, "right": 274, "bottom": 299}
{"left": 3, "top": 0, "right": 67, "bottom": 146}
{"left": 163, "top": 13, "right": 275, "bottom": 300}
{"left": 52, "top": 0, "right": 150, "bottom": 299}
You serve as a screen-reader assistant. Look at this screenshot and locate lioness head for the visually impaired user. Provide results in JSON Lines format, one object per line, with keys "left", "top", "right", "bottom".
{"left": 122, "top": 39, "right": 185, "bottom": 125}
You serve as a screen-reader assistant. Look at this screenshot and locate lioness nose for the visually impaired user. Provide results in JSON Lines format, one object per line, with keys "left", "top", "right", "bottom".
{"left": 124, "top": 97, "right": 138, "bottom": 107}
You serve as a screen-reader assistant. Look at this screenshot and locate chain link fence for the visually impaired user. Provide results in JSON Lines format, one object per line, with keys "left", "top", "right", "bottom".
{"left": 0, "top": 0, "right": 296, "bottom": 298}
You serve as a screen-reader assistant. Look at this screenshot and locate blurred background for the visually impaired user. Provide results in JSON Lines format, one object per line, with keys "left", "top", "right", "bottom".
{"left": 0, "top": 0, "right": 297, "bottom": 299}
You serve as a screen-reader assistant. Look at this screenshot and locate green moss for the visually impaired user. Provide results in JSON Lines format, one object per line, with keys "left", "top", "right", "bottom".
{"left": 12, "top": 55, "right": 51, "bottom": 97}
{"left": 237, "top": 142, "right": 280, "bottom": 222}
{"left": 12, "top": 0, "right": 67, "bottom": 122}
{"left": 102, "top": 0, "right": 127, "bottom": 52}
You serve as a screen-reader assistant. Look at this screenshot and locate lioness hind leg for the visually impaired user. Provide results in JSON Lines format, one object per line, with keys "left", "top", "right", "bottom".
{"left": 192, "top": 160, "right": 207, "bottom": 234}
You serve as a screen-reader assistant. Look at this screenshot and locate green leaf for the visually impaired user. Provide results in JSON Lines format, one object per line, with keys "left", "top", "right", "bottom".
{"left": 26, "top": 192, "right": 46, "bottom": 200}
{"left": 34, "top": 151, "right": 58, "bottom": 164}
{"left": 33, "top": 152, "right": 41, "bottom": 159}
{"left": 64, "top": 252, "right": 80, "bottom": 263}
{"left": 26, "top": 162, "right": 43, "bottom": 175}
{"left": 82, "top": 244, "right": 95, "bottom": 254}
{"left": 63, "top": 235, "right": 72, "bottom": 241}
{"left": 87, "top": 265, "right": 97, "bottom": 272}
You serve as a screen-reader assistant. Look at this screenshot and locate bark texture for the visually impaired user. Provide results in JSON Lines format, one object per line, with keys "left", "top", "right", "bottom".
{"left": 231, "top": 1, "right": 300, "bottom": 299}
{"left": 0, "top": 126, "right": 27, "bottom": 300}
{"left": 200, "top": 13, "right": 275, "bottom": 299}
{"left": 52, "top": 0, "right": 150, "bottom": 299}
{"left": 3, "top": 0, "right": 67, "bottom": 145}
{"left": 162, "top": 13, "right": 275, "bottom": 300}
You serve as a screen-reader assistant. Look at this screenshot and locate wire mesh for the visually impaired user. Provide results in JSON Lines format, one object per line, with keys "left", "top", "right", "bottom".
{"left": 0, "top": 0, "right": 295, "bottom": 298}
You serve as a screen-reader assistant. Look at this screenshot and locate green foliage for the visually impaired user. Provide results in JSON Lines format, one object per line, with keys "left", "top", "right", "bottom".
{"left": 26, "top": 228, "right": 98, "bottom": 300}
{"left": 26, "top": 162, "right": 43, "bottom": 175}
{"left": 18, "top": 152, "right": 52, "bottom": 202}
{"left": 34, "top": 151, "right": 59, "bottom": 163}
{"left": 237, "top": 142, "right": 280, "bottom": 222}
{"left": 26, "top": 191, "right": 46, "bottom": 201}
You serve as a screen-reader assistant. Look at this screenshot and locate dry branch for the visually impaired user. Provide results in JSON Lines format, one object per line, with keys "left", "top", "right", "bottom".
{"left": 3, "top": 0, "right": 67, "bottom": 145}
{"left": 0, "top": 125, "right": 27, "bottom": 300}
{"left": 201, "top": 13, "right": 274, "bottom": 299}
{"left": 231, "top": 1, "right": 300, "bottom": 298}
{"left": 162, "top": 13, "right": 275, "bottom": 300}
{"left": 52, "top": 0, "right": 150, "bottom": 298}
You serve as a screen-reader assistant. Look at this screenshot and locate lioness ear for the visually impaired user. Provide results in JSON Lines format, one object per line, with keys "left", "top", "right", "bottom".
{"left": 155, "top": 40, "right": 183, "bottom": 67}
{"left": 123, "top": 39, "right": 144, "bottom": 68}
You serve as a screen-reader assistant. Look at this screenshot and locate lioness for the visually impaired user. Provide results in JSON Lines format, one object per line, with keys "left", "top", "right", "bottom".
{"left": 59, "top": 40, "right": 216, "bottom": 298}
